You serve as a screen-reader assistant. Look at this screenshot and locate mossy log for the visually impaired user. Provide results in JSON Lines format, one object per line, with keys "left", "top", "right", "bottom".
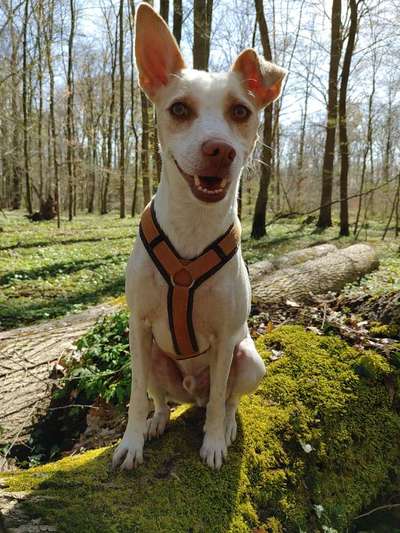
{"left": 251, "top": 244, "right": 379, "bottom": 306}
{"left": 1, "top": 326, "right": 399, "bottom": 532}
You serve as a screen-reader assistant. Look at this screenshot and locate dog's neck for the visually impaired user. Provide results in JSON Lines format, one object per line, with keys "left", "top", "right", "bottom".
{"left": 153, "top": 157, "right": 239, "bottom": 259}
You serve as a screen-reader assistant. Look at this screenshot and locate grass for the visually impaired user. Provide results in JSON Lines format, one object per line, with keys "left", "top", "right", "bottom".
{"left": 1, "top": 210, "right": 398, "bottom": 330}
{"left": 0, "top": 211, "right": 137, "bottom": 330}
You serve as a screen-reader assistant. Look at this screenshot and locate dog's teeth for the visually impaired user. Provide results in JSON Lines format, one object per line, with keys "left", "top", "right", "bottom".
{"left": 220, "top": 178, "right": 227, "bottom": 188}
{"left": 194, "top": 175, "right": 200, "bottom": 187}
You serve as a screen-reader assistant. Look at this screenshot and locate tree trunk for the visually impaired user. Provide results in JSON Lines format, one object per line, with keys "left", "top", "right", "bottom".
{"left": 251, "top": 0, "right": 273, "bottom": 239}
{"left": 173, "top": 0, "right": 182, "bottom": 45}
{"left": 35, "top": 0, "right": 45, "bottom": 204}
{"left": 160, "top": 0, "right": 169, "bottom": 22}
{"left": 193, "top": 0, "right": 213, "bottom": 71}
{"left": 338, "top": 0, "right": 358, "bottom": 237}
{"left": 141, "top": 92, "right": 151, "bottom": 206}
{"left": 317, "top": 0, "right": 342, "bottom": 229}
{"left": 22, "top": 0, "right": 32, "bottom": 214}
{"left": 354, "top": 63, "right": 376, "bottom": 236}
{"left": 10, "top": 18, "right": 21, "bottom": 210}
{"left": 119, "top": 0, "right": 125, "bottom": 218}
{"left": 66, "top": 0, "right": 76, "bottom": 222}
{"left": 383, "top": 86, "right": 392, "bottom": 183}
{"left": 44, "top": 0, "right": 60, "bottom": 228}
{"left": 128, "top": 0, "right": 139, "bottom": 216}
{"left": 102, "top": 12, "right": 118, "bottom": 215}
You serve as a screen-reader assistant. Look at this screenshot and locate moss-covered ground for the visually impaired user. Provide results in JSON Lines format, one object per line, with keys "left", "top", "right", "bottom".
{"left": 1, "top": 210, "right": 398, "bottom": 330}
{"left": 2, "top": 326, "right": 399, "bottom": 532}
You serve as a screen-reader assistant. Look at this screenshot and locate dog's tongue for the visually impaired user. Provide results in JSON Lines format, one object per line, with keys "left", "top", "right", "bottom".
{"left": 199, "top": 176, "right": 222, "bottom": 190}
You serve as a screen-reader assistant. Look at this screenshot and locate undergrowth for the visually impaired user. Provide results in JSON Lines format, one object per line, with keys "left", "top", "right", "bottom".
{"left": 2, "top": 325, "right": 400, "bottom": 532}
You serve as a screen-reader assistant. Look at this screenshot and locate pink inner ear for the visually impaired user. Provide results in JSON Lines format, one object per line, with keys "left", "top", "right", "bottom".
{"left": 146, "top": 48, "right": 169, "bottom": 86}
{"left": 242, "top": 63, "right": 262, "bottom": 94}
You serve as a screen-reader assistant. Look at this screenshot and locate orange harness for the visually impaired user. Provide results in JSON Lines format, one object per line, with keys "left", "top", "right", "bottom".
{"left": 139, "top": 202, "right": 240, "bottom": 360}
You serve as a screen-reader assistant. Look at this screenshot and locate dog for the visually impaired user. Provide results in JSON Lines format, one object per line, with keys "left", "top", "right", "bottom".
{"left": 113, "top": 3, "right": 286, "bottom": 470}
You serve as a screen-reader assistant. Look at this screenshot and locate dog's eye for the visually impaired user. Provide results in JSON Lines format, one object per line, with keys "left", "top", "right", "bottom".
{"left": 231, "top": 104, "right": 251, "bottom": 121}
{"left": 170, "top": 101, "right": 191, "bottom": 119}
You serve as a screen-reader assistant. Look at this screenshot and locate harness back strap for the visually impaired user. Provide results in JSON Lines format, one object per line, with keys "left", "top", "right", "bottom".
{"left": 139, "top": 201, "right": 240, "bottom": 360}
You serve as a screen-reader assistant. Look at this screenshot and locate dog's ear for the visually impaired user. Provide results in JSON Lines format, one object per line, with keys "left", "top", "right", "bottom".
{"left": 232, "top": 49, "right": 287, "bottom": 109}
{"left": 135, "top": 3, "right": 185, "bottom": 101}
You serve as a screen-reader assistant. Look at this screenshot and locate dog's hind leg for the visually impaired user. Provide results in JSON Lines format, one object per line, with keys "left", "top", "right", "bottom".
{"left": 146, "top": 343, "right": 192, "bottom": 440}
{"left": 225, "top": 334, "right": 266, "bottom": 446}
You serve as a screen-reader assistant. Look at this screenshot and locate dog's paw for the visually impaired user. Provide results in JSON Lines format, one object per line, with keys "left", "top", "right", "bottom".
{"left": 225, "top": 413, "right": 237, "bottom": 447}
{"left": 146, "top": 408, "right": 170, "bottom": 440}
{"left": 200, "top": 433, "right": 227, "bottom": 470}
{"left": 112, "top": 432, "right": 144, "bottom": 470}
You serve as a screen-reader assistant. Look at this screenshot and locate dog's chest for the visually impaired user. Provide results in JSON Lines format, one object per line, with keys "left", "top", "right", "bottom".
{"left": 126, "top": 239, "right": 250, "bottom": 356}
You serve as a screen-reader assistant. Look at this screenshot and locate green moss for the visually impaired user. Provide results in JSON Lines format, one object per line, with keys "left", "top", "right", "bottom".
{"left": 370, "top": 323, "right": 400, "bottom": 338}
{"left": 2, "top": 326, "right": 400, "bottom": 532}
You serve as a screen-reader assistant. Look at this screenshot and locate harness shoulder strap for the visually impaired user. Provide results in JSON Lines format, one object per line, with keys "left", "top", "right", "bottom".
{"left": 139, "top": 202, "right": 240, "bottom": 359}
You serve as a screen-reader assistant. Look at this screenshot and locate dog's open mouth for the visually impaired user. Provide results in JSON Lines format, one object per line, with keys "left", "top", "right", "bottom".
{"left": 174, "top": 160, "right": 230, "bottom": 203}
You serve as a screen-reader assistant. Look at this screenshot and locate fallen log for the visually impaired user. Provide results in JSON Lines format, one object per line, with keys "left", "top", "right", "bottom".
{"left": 1, "top": 327, "right": 399, "bottom": 532}
{"left": 248, "top": 243, "right": 337, "bottom": 280}
{"left": 251, "top": 243, "right": 379, "bottom": 306}
{"left": 0, "top": 305, "right": 118, "bottom": 448}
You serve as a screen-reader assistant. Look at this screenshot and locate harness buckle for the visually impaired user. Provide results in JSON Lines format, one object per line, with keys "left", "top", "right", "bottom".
{"left": 171, "top": 268, "right": 195, "bottom": 288}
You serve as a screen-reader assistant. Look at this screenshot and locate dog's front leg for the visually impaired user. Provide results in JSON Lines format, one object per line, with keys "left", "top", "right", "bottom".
{"left": 113, "top": 315, "right": 152, "bottom": 470}
{"left": 200, "top": 340, "right": 235, "bottom": 469}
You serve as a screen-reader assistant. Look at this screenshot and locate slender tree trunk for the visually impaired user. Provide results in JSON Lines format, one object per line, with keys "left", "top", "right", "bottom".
{"left": 141, "top": 92, "right": 151, "bottom": 205}
{"left": 45, "top": 0, "right": 60, "bottom": 227}
{"left": 251, "top": 0, "right": 273, "bottom": 239}
{"left": 128, "top": 0, "right": 139, "bottom": 216}
{"left": 119, "top": 0, "right": 125, "bottom": 218}
{"left": 383, "top": 86, "right": 392, "bottom": 183}
{"left": 66, "top": 0, "right": 76, "bottom": 221}
{"left": 35, "top": 1, "right": 44, "bottom": 204}
{"left": 10, "top": 16, "right": 21, "bottom": 210}
{"left": 22, "top": 0, "right": 32, "bottom": 214}
{"left": 354, "top": 66, "right": 376, "bottom": 236}
{"left": 160, "top": 0, "right": 169, "bottom": 22}
{"left": 173, "top": 0, "right": 182, "bottom": 45}
{"left": 193, "top": 0, "right": 213, "bottom": 70}
{"left": 382, "top": 174, "right": 400, "bottom": 240}
{"left": 317, "top": 0, "right": 342, "bottom": 229}
{"left": 102, "top": 12, "right": 118, "bottom": 214}
{"left": 338, "top": 0, "right": 358, "bottom": 237}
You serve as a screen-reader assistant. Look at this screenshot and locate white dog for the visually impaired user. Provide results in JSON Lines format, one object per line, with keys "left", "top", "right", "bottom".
{"left": 113, "top": 3, "right": 286, "bottom": 470}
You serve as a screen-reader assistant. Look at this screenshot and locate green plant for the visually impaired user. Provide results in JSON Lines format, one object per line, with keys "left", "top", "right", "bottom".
{"left": 62, "top": 310, "right": 131, "bottom": 405}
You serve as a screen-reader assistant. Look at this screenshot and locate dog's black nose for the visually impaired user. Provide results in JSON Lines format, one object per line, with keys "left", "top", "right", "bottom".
{"left": 202, "top": 140, "right": 236, "bottom": 166}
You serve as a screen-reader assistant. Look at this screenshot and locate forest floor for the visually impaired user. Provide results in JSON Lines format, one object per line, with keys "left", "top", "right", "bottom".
{"left": 1, "top": 209, "right": 399, "bottom": 331}
{"left": 1, "top": 209, "right": 399, "bottom": 531}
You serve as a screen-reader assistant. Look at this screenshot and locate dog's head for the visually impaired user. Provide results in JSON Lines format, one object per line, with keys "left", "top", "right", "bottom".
{"left": 135, "top": 3, "right": 287, "bottom": 205}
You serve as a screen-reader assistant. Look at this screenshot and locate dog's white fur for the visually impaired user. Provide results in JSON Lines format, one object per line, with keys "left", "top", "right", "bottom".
{"left": 113, "top": 3, "right": 286, "bottom": 470}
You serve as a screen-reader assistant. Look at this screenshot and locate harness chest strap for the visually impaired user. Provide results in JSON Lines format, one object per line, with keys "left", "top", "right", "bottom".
{"left": 139, "top": 202, "right": 240, "bottom": 360}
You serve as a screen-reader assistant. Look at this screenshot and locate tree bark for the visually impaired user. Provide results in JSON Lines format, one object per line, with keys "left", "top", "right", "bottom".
{"left": 251, "top": 0, "right": 273, "bottom": 239}
{"left": 160, "top": 0, "right": 169, "bottom": 22}
{"left": 317, "top": 0, "right": 342, "bottom": 229}
{"left": 119, "top": 0, "right": 125, "bottom": 218}
{"left": 66, "top": 0, "right": 76, "bottom": 222}
{"left": 354, "top": 63, "right": 376, "bottom": 236}
{"left": 128, "top": 0, "right": 139, "bottom": 216}
{"left": 338, "top": 0, "right": 358, "bottom": 237}
{"left": 102, "top": 10, "right": 118, "bottom": 215}
{"left": 173, "top": 0, "right": 182, "bottom": 45}
{"left": 22, "top": 0, "right": 32, "bottom": 214}
{"left": 44, "top": 0, "right": 60, "bottom": 228}
{"left": 193, "top": 0, "right": 213, "bottom": 71}
{"left": 251, "top": 244, "right": 379, "bottom": 306}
